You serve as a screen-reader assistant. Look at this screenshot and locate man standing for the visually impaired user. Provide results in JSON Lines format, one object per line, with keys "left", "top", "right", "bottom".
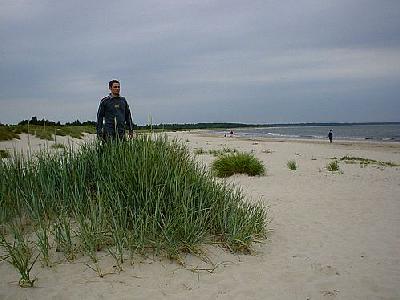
{"left": 96, "top": 80, "right": 134, "bottom": 141}
{"left": 328, "top": 129, "right": 333, "bottom": 143}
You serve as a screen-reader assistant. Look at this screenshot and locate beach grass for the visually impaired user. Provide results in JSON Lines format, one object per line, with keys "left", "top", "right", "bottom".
{"left": 0, "top": 223, "right": 39, "bottom": 287}
{"left": 0, "top": 149, "right": 10, "bottom": 159}
{"left": 0, "top": 126, "right": 20, "bottom": 141}
{"left": 209, "top": 147, "right": 238, "bottom": 157}
{"left": 0, "top": 134, "right": 267, "bottom": 285}
{"left": 327, "top": 160, "right": 340, "bottom": 172}
{"left": 194, "top": 147, "right": 239, "bottom": 157}
{"left": 211, "top": 152, "right": 265, "bottom": 177}
{"left": 287, "top": 160, "right": 297, "bottom": 170}
{"left": 194, "top": 148, "right": 207, "bottom": 155}
{"left": 340, "top": 156, "right": 399, "bottom": 167}
{"left": 0, "top": 125, "right": 95, "bottom": 141}
{"left": 51, "top": 143, "right": 67, "bottom": 150}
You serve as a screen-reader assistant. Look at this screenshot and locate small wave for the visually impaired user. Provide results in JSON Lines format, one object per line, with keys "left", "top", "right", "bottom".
{"left": 298, "top": 135, "right": 325, "bottom": 139}
{"left": 265, "top": 133, "right": 300, "bottom": 138}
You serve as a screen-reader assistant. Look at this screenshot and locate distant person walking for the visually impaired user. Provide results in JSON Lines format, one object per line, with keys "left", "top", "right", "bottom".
{"left": 96, "top": 80, "right": 134, "bottom": 141}
{"left": 328, "top": 129, "right": 333, "bottom": 143}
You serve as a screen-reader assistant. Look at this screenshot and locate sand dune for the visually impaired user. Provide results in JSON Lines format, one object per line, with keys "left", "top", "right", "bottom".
{"left": 1, "top": 131, "right": 399, "bottom": 299}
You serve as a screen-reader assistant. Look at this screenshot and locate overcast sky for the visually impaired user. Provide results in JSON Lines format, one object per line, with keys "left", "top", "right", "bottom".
{"left": 1, "top": 0, "right": 399, "bottom": 125}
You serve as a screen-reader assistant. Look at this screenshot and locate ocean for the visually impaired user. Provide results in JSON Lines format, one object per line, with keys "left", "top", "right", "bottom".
{"left": 212, "top": 124, "right": 400, "bottom": 142}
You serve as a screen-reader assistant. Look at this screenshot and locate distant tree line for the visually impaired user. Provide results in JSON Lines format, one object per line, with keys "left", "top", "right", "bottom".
{"left": 65, "top": 120, "right": 96, "bottom": 126}
{"left": 17, "top": 117, "right": 95, "bottom": 127}
{"left": 14, "top": 117, "right": 256, "bottom": 130}
{"left": 138, "top": 123, "right": 257, "bottom": 131}
{"left": 8, "top": 117, "right": 400, "bottom": 130}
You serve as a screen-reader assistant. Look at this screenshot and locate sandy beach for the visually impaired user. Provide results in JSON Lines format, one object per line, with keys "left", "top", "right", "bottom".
{"left": 1, "top": 131, "right": 399, "bottom": 300}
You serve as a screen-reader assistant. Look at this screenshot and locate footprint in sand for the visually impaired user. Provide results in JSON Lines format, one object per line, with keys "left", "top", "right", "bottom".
{"left": 321, "top": 289, "right": 339, "bottom": 298}
{"left": 310, "top": 263, "right": 340, "bottom": 298}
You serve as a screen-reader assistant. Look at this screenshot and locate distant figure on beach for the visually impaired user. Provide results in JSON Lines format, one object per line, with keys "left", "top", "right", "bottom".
{"left": 229, "top": 130, "right": 234, "bottom": 137}
{"left": 96, "top": 80, "right": 134, "bottom": 141}
{"left": 328, "top": 129, "right": 333, "bottom": 143}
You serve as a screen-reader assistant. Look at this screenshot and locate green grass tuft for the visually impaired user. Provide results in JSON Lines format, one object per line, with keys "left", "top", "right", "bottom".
{"left": 287, "top": 160, "right": 297, "bottom": 170}
{"left": 194, "top": 147, "right": 238, "bottom": 157}
{"left": 209, "top": 147, "right": 238, "bottom": 157}
{"left": 0, "top": 223, "right": 39, "bottom": 287}
{"left": 327, "top": 160, "right": 340, "bottom": 172}
{"left": 212, "top": 152, "right": 265, "bottom": 177}
{"left": 0, "top": 149, "right": 10, "bottom": 159}
{"left": 51, "top": 143, "right": 66, "bottom": 150}
{"left": 193, "top": 148, "right": 206, "bottom": 155}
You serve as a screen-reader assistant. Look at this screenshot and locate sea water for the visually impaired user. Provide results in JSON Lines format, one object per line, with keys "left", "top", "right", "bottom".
{"left": 214, "top": 124, "right": 400, "bottom": 142}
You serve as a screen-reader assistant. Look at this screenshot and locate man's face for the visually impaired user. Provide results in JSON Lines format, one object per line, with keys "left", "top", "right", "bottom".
{"left": 110, "top": 83, "right": 120, "bottom": 96}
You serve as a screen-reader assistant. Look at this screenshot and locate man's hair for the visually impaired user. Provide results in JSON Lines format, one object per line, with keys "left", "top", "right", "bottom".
{"left": 109, "top": 80, "right": 120, "bottom": 89}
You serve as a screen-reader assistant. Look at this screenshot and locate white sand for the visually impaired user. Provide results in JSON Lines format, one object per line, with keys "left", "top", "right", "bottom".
{"left": 0, "top": 133, "right": 95, "bottom": 157}
{"left": 1, "top": 131, "right": 399, "bottom": 299}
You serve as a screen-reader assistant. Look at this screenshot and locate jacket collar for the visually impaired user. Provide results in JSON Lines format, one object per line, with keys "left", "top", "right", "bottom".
{"left": 109, "top": 93, "right": 121, "bottom": 99}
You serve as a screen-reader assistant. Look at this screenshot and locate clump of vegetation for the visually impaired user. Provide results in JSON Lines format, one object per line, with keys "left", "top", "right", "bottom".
{"left": 340, "top": 156, "right": 399, "bottom": 167}
{"left": 209, "top": 147, "right": 238, "bottom": 157}
{"left": 0, "top": 135, "right": 267, "bottom": 285}
{"left": 287, "top": 160, "right": 297, "bottom": 170}
{"left": 212, "top": 152, "right": 265, "bottom": 177}
{"left": 0, "top": 224, "right": 39, "bottom": 287}
{"left": 0, "top": 122, "right": 96, "bottom": 142}
{"left": 194, "top": 147, "right": 238, "bottom": 157}
{"left": 0, "top": 126, "right": 20, "bottom": 141}
{"left": 194, "top": 148, "right": 206, "bottom": 155}
{"left": 15, "top": 124, "right": 95, "bottom": 140}
{"left": 0, "top": 149, "right": 10, "bottom": 159}
{"left": 327, "top": 160, "right": 340, "bottom": 172}
{"left": 51, "top": 143, "right": 66, "bottom": 150}
{"left": 208, "top": 149, "right": 221, "bottom": 156}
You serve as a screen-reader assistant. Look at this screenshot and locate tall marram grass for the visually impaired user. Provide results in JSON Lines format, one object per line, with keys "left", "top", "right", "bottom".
{"left": 0, "top": 134, "right": 266, "bottom": 284}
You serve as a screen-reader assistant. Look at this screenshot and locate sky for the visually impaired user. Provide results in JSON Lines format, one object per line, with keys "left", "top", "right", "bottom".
{"left": 1, "top": 0, "right": 400, "bottom": 125}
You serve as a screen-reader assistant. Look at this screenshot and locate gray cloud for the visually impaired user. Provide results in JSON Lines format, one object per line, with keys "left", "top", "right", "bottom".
{"left": 1, "top": 0, "right": 400, "bottom": 124}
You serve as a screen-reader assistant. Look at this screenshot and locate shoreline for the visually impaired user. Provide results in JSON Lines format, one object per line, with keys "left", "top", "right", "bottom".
{"left": 198, "top": 124, "right": 400, "bottom": 143}
{"left": 186, "top": 129, "right": 400, "bottom": 150}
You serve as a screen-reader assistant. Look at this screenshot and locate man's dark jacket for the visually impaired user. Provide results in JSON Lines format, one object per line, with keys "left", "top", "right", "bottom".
{"left": 96, "top": 94, "right": 133, "bottom": 139}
